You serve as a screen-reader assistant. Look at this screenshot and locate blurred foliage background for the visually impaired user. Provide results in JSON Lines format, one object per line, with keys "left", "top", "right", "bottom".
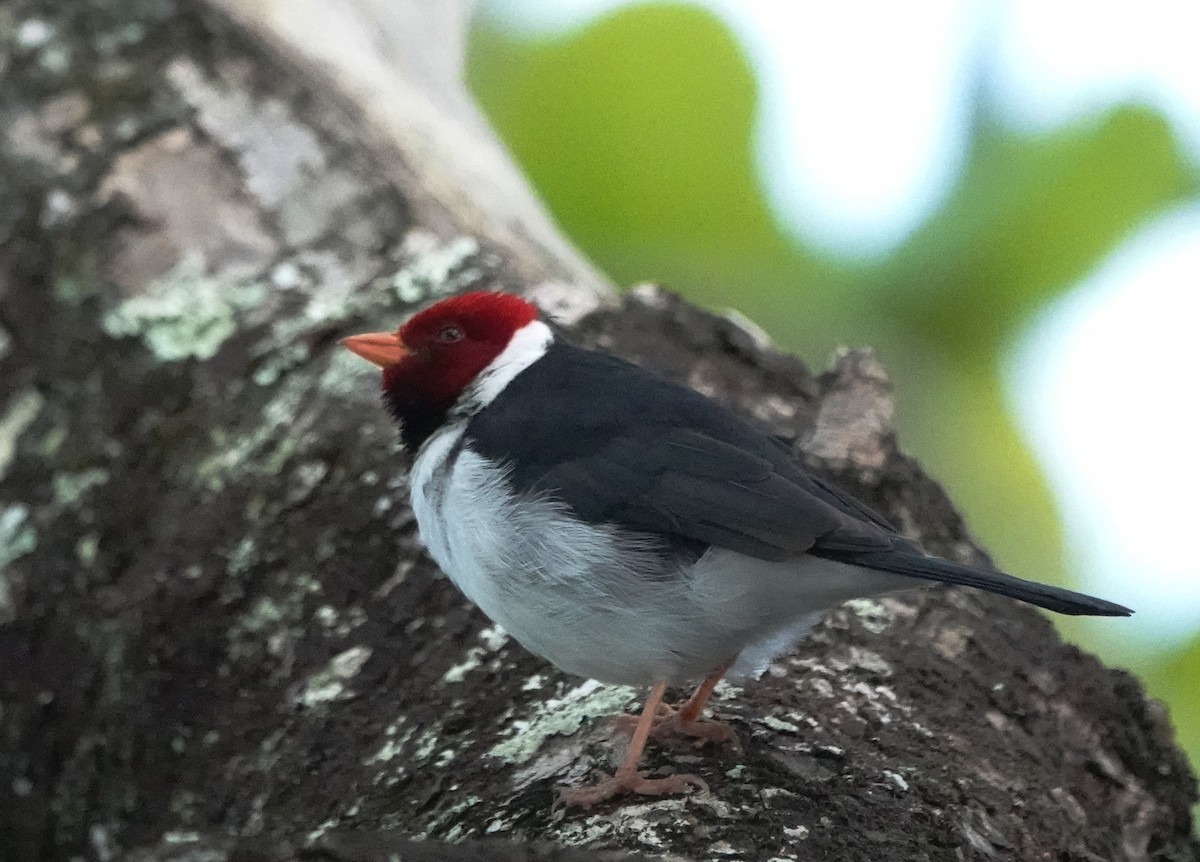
{"left": 466, "top": 2, "right": 1200, "bottom": 788}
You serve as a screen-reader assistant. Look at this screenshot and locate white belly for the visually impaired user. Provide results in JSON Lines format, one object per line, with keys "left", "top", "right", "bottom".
{"left": 409, "top": 424, "right": 911, "bottom": 685}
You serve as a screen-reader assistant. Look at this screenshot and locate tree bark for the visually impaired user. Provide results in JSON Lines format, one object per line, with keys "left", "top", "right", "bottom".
{"left": 0, "top": 2, "right": 1195, "bottom": 861}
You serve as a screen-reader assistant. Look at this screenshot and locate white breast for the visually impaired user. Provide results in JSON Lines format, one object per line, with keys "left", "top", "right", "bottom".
{"left": 409, "top": 424, "right": 692, "bottom": 683}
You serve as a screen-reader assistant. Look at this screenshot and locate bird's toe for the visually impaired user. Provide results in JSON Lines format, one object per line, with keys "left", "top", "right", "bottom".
{"left": 558, "top": 770, "right": 707, "bottom": 809}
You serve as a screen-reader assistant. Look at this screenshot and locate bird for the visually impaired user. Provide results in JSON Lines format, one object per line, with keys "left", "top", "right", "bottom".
{"left": 341, "top": 290, "right": 1131, "bottom": 808}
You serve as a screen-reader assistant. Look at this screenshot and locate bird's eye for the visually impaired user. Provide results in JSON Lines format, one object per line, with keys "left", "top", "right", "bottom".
{"left": 436, "top": 325, "right": 464, "bottom": 343}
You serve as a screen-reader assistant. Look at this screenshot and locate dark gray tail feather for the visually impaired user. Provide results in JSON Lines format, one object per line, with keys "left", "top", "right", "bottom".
{"left": 817, "top": 549, "right": 1132, "bottom": 617}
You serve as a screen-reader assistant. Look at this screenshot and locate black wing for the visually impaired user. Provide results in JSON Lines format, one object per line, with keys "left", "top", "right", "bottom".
{"left": 465, "top": 340, "right": 1130, "bottom": 617}
{"left": 466, "top": 340, "right": 904, "bottom": 562}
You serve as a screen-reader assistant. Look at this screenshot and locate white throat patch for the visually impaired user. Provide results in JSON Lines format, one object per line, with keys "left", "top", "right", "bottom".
{"left": 456, "top": 319, "right": 553, "bottom": 415}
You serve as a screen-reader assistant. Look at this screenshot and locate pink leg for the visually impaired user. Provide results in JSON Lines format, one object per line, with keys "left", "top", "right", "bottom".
{"left": 612, "top": 661, "right": 740, "bottom": 747}
{"left": 559, "top": 679, "right": 708, "bottom": 809}
{"left": 674, "top": 660, "right": 739, "bottom": 745}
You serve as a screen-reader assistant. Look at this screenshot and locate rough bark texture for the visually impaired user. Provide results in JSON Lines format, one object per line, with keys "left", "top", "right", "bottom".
{"left": 0, "top": 2, "right": 1196, "bottom": 862}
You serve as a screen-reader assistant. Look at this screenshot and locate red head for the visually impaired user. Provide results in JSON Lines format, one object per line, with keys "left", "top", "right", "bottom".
{"left": 342, "top": 292, "right": 541, "bottom": 446}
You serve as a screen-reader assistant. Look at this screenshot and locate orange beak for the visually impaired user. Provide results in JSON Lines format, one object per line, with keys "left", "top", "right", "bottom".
{"left": 340, "top": 331, "right": 410, "bottom": 368}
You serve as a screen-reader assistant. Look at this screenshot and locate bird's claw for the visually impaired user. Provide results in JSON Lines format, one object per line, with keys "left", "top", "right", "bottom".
{"left": 558, "top": 770, "right": 708, "bottom": 809}
{"left": 612, "top": 704, "right": 740, "bottom": 749}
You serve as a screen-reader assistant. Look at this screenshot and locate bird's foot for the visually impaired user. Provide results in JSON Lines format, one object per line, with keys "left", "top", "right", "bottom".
{"left": 612, "top": 703, "right": 740, "bottom": 749}
{"left": 611, "top": 700, "right": 675, "bottom": 736}
{"left": 558, "top": 769, "right": 708, "bottom": 809}
{"left": 673, "top": 714, "right": 740, "bottom": 748}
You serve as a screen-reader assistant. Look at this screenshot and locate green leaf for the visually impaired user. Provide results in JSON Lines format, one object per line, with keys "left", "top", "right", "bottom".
{"left": 876, "top": 105, "right": 1200, "bottom": 357}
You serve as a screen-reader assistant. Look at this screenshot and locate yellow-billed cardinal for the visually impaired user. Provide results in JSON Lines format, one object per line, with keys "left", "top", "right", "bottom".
{"left": 342, "top": 291, "right": 1130, "bottom": 808}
